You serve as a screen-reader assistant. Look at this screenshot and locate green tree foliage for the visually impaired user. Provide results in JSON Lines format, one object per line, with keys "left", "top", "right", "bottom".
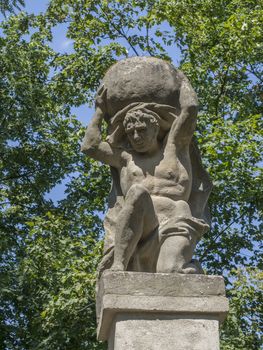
{"left": 220, "top": 268, "right": 262, "bottom": 350}
{"left": 0, "top": 0, "right": 24, "bottom": 16}
{"left": 0, "top": 1, "right": 262, "bottom": 349}
{"left": 0, "top": 13, "right": 109, "bottom": 349}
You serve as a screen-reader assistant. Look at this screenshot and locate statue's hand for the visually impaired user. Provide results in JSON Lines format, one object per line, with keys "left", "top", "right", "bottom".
{"left": 95, "top": 85, "right": 107, "bottom": 115}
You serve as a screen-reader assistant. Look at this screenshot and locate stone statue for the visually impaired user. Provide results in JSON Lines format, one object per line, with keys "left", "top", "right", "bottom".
{"left": 81, "top": 57, "right": 212, "bottom": 275}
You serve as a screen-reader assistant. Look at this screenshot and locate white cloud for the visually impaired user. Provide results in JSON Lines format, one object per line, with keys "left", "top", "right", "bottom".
{"left": 60, "top": 39, "right": 74, "bottom": 49}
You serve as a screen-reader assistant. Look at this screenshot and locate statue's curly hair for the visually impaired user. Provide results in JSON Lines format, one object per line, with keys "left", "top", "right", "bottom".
{"left": 106, "top": 102, "right": 177, "bottom": 145}
{"left": 123, "top": 108, "right": 159, "bottom": 130}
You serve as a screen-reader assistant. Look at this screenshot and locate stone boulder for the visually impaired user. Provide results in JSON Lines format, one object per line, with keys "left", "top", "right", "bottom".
{"left": 102, "top": 56, "right": 184, "bottom": 118}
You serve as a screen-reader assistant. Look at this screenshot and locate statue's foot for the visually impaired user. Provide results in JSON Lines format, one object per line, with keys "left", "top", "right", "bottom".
{"left": 178, "top": 264, "right": 199, "bottom": 274}
{"left": 97, "top": 250, "right": 114, "bottom": 276}
{"left": 178, "top": 260, "right": 204, "bottom": 274}
{"left": 110, "top": 263, "right": 125, "bottom": 271}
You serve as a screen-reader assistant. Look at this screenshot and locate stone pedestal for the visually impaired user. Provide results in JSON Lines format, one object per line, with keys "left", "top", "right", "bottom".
{"left": 96, "top": 271, "right": 229, "bottom": 350}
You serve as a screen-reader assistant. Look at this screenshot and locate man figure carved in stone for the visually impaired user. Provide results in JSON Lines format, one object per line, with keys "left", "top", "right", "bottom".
{"left": 81, "top": 57, "right": 212, "bottom": 274}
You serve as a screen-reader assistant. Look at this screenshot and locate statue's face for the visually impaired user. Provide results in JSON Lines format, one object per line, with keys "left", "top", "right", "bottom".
{"left": 125, "top": 117, "right": 159, "bottom": 153}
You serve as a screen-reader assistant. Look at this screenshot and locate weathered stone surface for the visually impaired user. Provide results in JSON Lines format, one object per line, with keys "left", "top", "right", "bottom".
{"left": 108, "top": 315, "right": 220, "bottom": 350}
{"left": 102, "top": 57, "right": 183, "bottom": 117}
{"left": 97, "top": 270, "right": 226, "bottom": 298}
{"left": 96, "top": 271, "right": 227, "bottom": 323}
{"left": 97, "top": 271, "right": 229, "bottom": 344}
{"left": 81, "top": 56, "right": 213, "bottom": 275}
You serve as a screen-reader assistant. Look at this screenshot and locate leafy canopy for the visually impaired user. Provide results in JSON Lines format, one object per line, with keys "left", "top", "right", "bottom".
{"left": 0, "top": 0, "right": 262, "bottom": 349}
{"left": 0, "top": 0, "right": 24, "bottom": 16}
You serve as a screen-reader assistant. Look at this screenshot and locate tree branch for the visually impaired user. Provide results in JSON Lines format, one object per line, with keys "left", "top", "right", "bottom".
{"left": 214, "top": 66, "right": 229, "bottom": 117}
{"left": 247, "top": 64, "right": 263, "bottom": 83}
{"left": 1, "top": 171, "right": 35, "bottom": 182}
{"left": 98, "top": 5, "right": 139, "bottom": 56}
{"left": 200, "top": 211, "right": 247, "bottom": 260}
{"left": 145, "top": 21, "right": 154, "bottom": 57}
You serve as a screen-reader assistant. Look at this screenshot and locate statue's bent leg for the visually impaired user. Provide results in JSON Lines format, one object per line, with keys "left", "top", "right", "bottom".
{"left": 157, "top": 235, "right": 198, "bottom": 274}
{"left": 156, "top": 200, "right": 208, "bottom": 274}
{"left": 111, "top": 184, "right": 158, "bottom": 271}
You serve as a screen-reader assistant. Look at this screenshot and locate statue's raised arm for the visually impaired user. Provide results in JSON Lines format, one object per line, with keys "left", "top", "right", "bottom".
{"left": 167, "top": 75, "right": 198, "bottom": 145}
{"left": 81, "top": 86, "right": 123, "bottom": 169}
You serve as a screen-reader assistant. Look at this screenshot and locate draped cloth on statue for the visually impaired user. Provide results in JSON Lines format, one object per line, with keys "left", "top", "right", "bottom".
{"left": 98, "top": 102, "right": 212, "bottom": 274}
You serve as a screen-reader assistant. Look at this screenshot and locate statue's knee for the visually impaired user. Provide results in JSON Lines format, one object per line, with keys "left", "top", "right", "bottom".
{"left": 175, "top": 200, "right": 192, "bottom": 216}
{"left": 126, "top": 184, "right": 149, "bottom": 202}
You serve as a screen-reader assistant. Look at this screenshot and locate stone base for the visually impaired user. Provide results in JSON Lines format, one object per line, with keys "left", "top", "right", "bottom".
{"left": 96, "top": 271, "right": 229, "bottom": 350}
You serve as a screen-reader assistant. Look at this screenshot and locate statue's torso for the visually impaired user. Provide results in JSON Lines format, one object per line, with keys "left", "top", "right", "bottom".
{"left": 119, "top": 143, "right": 192, "bottom": 203}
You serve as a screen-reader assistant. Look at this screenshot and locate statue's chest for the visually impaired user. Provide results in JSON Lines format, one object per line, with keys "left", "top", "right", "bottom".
{"left": 122, "top": 156, "right": 181, "bottom": 182}
{"left": 122, "top": 160, "right": 145, "bottom": 181}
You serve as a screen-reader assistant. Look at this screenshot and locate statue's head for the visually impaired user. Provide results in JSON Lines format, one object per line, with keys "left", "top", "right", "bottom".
{"left": 106, "top": 102, "right": 178, "bottom": 147}
{"left": 123, "top": 109, "right": 160, "bottom": 153}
